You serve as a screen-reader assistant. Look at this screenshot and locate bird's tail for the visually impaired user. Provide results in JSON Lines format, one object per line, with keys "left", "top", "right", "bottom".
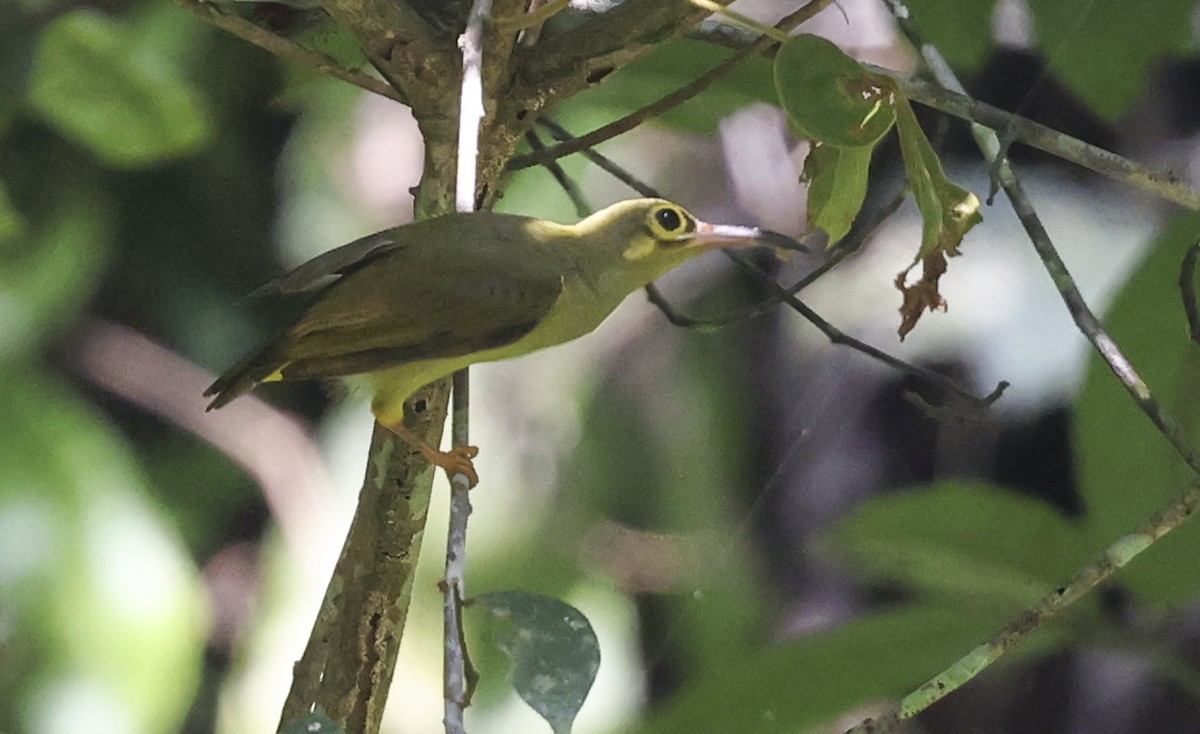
{"left": 203, "top": 338, "right": 288, "bottom": 410}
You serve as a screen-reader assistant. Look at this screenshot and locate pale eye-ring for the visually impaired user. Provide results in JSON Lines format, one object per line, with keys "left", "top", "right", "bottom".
{"left": 647, "top": 204, "right": 694, "bottom": 241}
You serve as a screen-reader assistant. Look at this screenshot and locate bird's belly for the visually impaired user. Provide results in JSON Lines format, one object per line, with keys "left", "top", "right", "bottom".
{"left": 367, "top": 281, "right": 622, "bottom": 425}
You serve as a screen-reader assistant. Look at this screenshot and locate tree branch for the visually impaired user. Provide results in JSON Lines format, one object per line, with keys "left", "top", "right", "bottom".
{"left": 842, "top": 29, "right": 1200, "bottom": 734}
{"left": 277, "top": 382, "right": 450, "bottom": 733}
{"left": 171, "top": 0, "right": 406, "bottom": 103}
{"left": 507, "top": 0, "right": 831, "bottom": 171}
{"left": 847, "top": 481, "right": 1200, "bottom": 734}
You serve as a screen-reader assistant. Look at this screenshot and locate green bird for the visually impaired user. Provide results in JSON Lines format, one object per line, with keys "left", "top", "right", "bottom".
{"left": 205, "top": 198, "right": 794, "bottom": 486}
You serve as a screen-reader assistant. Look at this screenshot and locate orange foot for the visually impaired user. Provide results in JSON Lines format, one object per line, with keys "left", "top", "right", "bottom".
{"left": 417, "top": 443, "right": 480, "bottom": 488}
{"left": 382, "top": 421, "right": 482, "bottom": 488}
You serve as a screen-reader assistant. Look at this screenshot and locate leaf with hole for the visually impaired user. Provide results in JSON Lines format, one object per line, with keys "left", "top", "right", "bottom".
{"left": 774, "top": 34, "right": 895, "bottom": 148}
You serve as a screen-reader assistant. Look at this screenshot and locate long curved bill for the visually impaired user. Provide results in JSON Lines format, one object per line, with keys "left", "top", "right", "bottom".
{"left": 692, "top": 221, "right": 808, "bottom": 253}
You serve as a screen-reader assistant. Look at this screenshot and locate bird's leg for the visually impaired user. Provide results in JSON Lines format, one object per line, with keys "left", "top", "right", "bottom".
{"left": 383, "top": 421, "right": 480, "bottom": 488}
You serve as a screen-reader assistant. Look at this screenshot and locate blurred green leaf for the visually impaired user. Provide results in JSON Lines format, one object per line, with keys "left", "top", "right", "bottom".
{"left": 474, "top": 591, "right": 600, "bottom": 734}
{"left": 902, "top": 0, "right": 995, "bottom": 71}
{"left": 569, "top": 38, "right": 776, "bottom": 134}
{"left": 635, "top": 603, "right": 1028, "bottom": 734}
{"left": 821, "top": 481, "right": 1093, "bottom": 609}
{"left": 0, "top": 178, "right": 23, "bottom": 243}
{"left": 291, "top": 11, "right": 369, "bottom": 70}
{"left": 0, "top": 367, "right": 206, "bottom": 734}
{"left": 802, "top": 142, "right": 871, "bottom": 245}
{"left": 1073, "top": 212, "right": 1200, "bottom": 606}
{"left": 28, "top": 10, "right": 211, "bottom": 167}
{"left": 1026, "top": 0, "right": 1195, "bottom": 121}
{"left": 774, "top": 34, "right": 895, "bottom": 148}
{"left": 0, "top": 184, "right": 112, "bottom": 363}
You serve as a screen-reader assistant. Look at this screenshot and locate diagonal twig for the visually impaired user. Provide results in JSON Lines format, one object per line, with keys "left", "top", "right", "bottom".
{"left": 523, "top": 129, "right": 592, "bottom": 217}
{"left": 723, "top": 250, "right": 1008, "bottom": 408}
{"left": 171, "top": 0, "right": 406, "bottom": 103}
{"left": 678, "top": 22, "right": 1200, "bottom": 210}
{"left": 848, "top": 480, "right": 1200, "bottom": 734}
{"left": 916, "top": 47, "right": 1200, "bottom": 476}
{"left": 844, "top": 23, "right": 1200, "bottom": 733}
{"left": 535, "top": 121, "right": 1006, "bottom": 408}
{"left": 886, "top": 72, "right": 1200, "bottom": 211}
{"left": 508, "top": 0, "right": 832, "bottom": 171}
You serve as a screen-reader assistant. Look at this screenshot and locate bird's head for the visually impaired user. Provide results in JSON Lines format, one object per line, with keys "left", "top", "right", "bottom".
{"left": 571, "top": 198, "right": 793, "bottom": 285}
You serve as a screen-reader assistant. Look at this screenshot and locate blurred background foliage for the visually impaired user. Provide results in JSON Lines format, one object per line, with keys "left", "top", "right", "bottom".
{"left": 3, "top": 0, "right": 1200, "bottom": 733}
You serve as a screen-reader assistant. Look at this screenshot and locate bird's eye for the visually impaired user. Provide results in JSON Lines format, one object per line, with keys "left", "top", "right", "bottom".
{"left": 647, "top": 204, "right": 694, "bottom": 241}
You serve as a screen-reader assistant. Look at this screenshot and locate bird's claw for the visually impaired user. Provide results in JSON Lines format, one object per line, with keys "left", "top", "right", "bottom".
{"left": 419, "top": 444, "right": 480, "bottom": 488}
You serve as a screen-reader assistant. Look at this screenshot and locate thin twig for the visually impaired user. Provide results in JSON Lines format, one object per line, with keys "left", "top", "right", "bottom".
{"left": 847, "top": 481, "right": 1200, "bottom": 734}
{"left": 523, "top": 129, "right": 592, "bottom": 217}
{"left": 724, "top": 250, "right": 1007, "bottom": 408}
{"left": 444, "top": 1, "right": 491, "bottom": 730}
{"left": 887, "top": 72, "right": 1200, "bottom": 211}
{"left": 508, "top": 0, "right": 831, "bottom": 171}
{"left": 676, "top": 21, "right": 1200, "bottom": 210}
{"left": 443, "top": 370, "right": 474, "bottom": 733}
{"left": 785, "top": 183, "right": 909, "bottom": 294}
{"left": 535, "top": 118, "right": 658, "bottom": 196}
{"left": 1181, "top": 238, "right": 1200, "bottom": 345}
{"left": 841, "top": 30, "right": 1200, "bottom": 734}
{"left": 1003, "top": 169, "right": 1200, "bottom": 472}
{"left": 539, "top": 119, "right": 1003, "bottom": 406}
{"left": 171, "top": 0, "right": 407, "bottom": 103}
{"left": 921, "top": 47, "right": 1200, "bottom": 474}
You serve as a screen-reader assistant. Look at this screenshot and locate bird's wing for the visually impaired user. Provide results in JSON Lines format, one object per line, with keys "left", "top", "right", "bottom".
{"left": 247, "top": 230, "right": 403, "bottom": 296}
{"left": 273, "top": 216, "right": 567, "bottom": 379}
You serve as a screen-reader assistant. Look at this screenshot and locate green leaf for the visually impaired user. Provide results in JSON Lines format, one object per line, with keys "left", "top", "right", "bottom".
{"left": 894, "top": 97, "right": 982, "bottom": 260}
{"left": 802, "top": 142, "right": 872, "bottom": 244}
{"left": 0, "top": 178, "right": 23, "bottom": 243}
{"left": 1026, "top": 0, "right": 1195, "bottom": 121}
{"left": 28, "top": 10, "right": 211, "bottom": 167}
{"left": 0, "top": 367, "right": 206, "bottom": 734}
{"left": 902, "top": 0, "right": 995, "bottom": 71}
{"left": 635, "top": 603, "right": 1042, "bottom": 734}
{"left": 474, "top": 591, "right": 600, "bottom": 734}
{"left": 1073, "top": 212, "right": 1200, "bottom": 606}
{"left": 291, "top": 12, "right": 369, "bottom": 70}
{"left": 774, "top": 34, "right": 896, "bottom": 148}
{"left": 820, "top": 481, "right": 1094, "bottom": 609}
{"left": 0, "top": 183, "right": 113, "bottom": 364}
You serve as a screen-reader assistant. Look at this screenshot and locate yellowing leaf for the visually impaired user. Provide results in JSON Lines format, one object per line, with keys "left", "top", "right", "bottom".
{"left": 893, "top": 97, "right": 982, "bottom": 339}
